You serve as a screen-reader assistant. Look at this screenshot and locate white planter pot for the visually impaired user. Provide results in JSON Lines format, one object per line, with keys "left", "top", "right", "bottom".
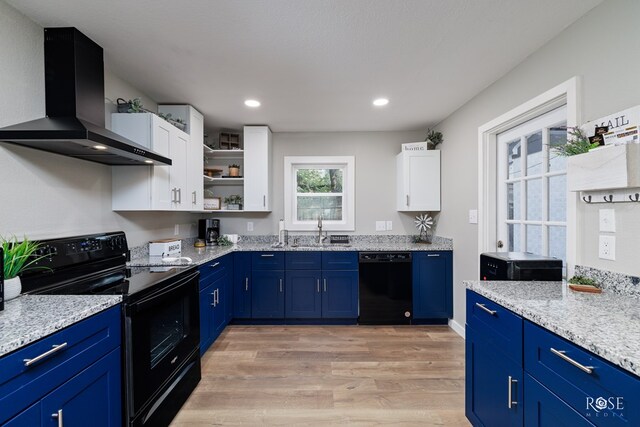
{"left": 4, "top": 276, "right": 21, "bottom": 301}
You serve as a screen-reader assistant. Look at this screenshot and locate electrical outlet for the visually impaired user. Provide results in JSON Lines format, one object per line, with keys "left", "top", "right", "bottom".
{"left": 375, "top": 221, "right": 386, "bottom": 231}
{"left": 599, "top": 235, "right": 616, "bottom": 260}
{"left": 247, "top": 222, "right": 254, "bottom": 232}
{"left": 599, "top": 209, "right": 615, "bottom": 232}
{"left": 469, "top": 209, "right": 478, "bottom": 224}
{"left": 174, "top": 224, "right": 179, "bottom": 235}
{"left": 386, "top": 221, "right": 393, "bottom": 231}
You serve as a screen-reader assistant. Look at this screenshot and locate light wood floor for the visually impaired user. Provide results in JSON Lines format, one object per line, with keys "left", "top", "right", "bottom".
{"left": 171, "top": 325, "right": 469, "bottom": 426}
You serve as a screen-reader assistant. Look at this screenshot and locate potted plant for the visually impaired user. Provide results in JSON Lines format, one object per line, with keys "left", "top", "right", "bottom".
{"left": 553, "top": 127, "right": 599, "bottom": 156}
{"left": 228, "top": 164, "right": 241, "bottom": 177}
{"left": 2, "top": 236, "right": 46, "bottom": 301}
{"left": 424, "top": 129, "right": 443, "bottom": 150}
{"left": 224, "top": 194, "right": 243, "bottom": 210}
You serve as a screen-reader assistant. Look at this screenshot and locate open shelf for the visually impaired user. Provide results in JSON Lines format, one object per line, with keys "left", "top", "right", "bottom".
{"left": 203, "top": 176, "right": 244, "bottom": 185}
{"left": 192, "top": 209, "right": 272, "bottom": 214}
{"left": 203, "top": 147, "right": 244, "bottom": 159}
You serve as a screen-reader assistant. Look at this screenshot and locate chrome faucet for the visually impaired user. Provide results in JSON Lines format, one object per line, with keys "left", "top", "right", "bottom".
{"left": 317, "top": 215, "right": 323, "bottom": 244}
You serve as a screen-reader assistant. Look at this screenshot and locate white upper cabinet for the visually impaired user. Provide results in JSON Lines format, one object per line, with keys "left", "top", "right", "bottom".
{"left": 396, "top": 146, "right": 441, "bottom": 211}
{"left": 243, "top": 126, "right": 272, "bottom": 211}
{"left": 158, "top": 105, "right": 204, "bottom": 210}
{"left": 111, "top": 113, "right": 189, "bottom": 211}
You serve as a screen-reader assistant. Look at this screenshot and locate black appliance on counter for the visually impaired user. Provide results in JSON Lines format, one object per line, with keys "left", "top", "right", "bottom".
{"left": 22, "top": 232, "right": 200, "bottom": 427}
{"left": 480, "top": 252, "right": 563, "bottom": 281}
{"left": 0, "top": 28, "right": 171, "bottom": 166}
{"left": 198, "top": 219, "right": 220, "bottom": 246}
{"left": 359, "top": 252, "right": 413, "bottom": 325}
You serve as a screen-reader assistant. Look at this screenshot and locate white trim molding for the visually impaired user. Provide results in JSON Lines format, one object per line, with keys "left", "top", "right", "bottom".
{"left": 284, "top": 156, "right": 356, "bottom": 231}
{"left": 477, "top": 76, "right": 581, "bottom": 276}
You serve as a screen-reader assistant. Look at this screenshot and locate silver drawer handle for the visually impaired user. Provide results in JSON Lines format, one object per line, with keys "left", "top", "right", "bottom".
{"left": 279, "top": 279, "right": 283, "bottom": 292}
{"left": 210, "top": 262, "right": 220, "bottom": 268}
{"left": 507, "top": 376, "right": 518, "bottom": 408}
{"left": 24, "top": 343, "right": 68, "bottom": 367}
{"left": 550, "top": 348, "right": 594, "bottom": 374}
{"left": 427, "top": 254, "right": 440, "bottom": 257}
{"left": 51, "top": 409, "right": 63, "bottom": 427}
{"left": 261, "top": 254, "right": 275, "bottom": 257}
{"left": 475, "top": 303, "right": 496, "bottom": 316}
{"left": 245, "top": 277, "right": 249, "bottom": 291}
{"left": 317, "top": 279, "right": 320, "bottom": 293}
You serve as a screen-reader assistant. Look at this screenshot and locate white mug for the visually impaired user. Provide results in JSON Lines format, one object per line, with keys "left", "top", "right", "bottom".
{"left": 225, "top": 234, "right": 240, "bottom": 244}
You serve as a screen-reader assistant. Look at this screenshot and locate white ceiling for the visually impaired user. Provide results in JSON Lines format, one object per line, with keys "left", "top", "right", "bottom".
{"left": 8, "top": 0, "right": 601, "bottom": 132}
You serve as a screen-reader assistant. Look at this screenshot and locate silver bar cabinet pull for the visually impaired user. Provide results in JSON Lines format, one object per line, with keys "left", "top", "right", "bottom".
{"left": 263, "top": 195, "right": 266, "bottom": 207}
{"left": 192, "top": 191, "right": 196, "bottom": 204}
{"left": 317, "top": 279, "right": 320, "bottom": 293}
{"left": 323, "top": 279, "right": 327, "bottom": 292}
{"left": 245, "top": 277, "right": 249, "bottom": 291}
{"left": 211, "top": 291, "right": 216, "bottom": 306}
{"left": 279, "top": 279, "right": 283, "bottom": 292}
{"left": 550, "top": 348, "right": 594, "bottom": 374}
{"left": 210, "top": 262, "right": 220, "bottom": 268}
{"left": 475, "top": 303, "right": 497, "bottom": 316}
{"left": 261, "top": 254, "right": 274, "bottom": 257}
{"left": 427, "top": 254, "right": 440, "bottom": 257}
{"left": 24, "top": 343, "right": 68, "bottom": 367}
{"left": 406, "top": 194, "right": 409, "bottom": 206}
{"left": 51, "top": 409, "right": 63, "bottom": 427}
{"left": 507, "top": 376, "right": 518, "bottom": 408}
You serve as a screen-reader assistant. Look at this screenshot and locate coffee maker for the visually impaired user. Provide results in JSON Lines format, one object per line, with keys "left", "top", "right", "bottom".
{"left": 199, "top": 219, "right": 220, "bottom": 246}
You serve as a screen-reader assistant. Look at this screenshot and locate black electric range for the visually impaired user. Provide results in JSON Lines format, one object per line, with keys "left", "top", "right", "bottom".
{"left": 21, "top": 232, "right": 201, "bottom": 427}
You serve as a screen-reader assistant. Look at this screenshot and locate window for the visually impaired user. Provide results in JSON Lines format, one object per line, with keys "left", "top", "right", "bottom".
{"left": 497, "top": 106, "right": 567, "bottom": 267}
{"left": 284, "top": 156, "right": 355, "bottom": 231}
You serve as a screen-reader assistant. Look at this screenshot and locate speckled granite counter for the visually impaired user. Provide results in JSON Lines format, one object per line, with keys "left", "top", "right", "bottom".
{"left": 129, "top": 239, "right": 453, "bottom": 267}
{"left": 0, "top": 295, "right": 122, "bottom": 358}
{"left": 465, "top": 280, "right": 640, "bottom": 377}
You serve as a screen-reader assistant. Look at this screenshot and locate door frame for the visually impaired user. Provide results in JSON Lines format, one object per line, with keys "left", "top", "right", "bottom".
{"left": 477, "top": 77, "right": 580, "bottom": 275}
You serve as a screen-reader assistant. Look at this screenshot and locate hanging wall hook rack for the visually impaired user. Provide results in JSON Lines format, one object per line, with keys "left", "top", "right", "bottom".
{"left": 582, "top": 195, "right": 592, "bottom": 203}
{"left": 630, "top": 193, "right": 640, "bottom": 202}
{"left": 604, "top": 194, "right": 614, "bottom": 203}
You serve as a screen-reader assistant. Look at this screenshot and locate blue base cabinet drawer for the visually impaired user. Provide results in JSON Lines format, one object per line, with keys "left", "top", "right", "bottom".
{"left": 252, "top": 252, "right": 285, "bottom": 270}
{"left": 0, "top": 306, "right": 122, "bottom": 426}
{"left": 524, "top": 321, "right": 639, "bottom": 426}
{"left": 286, "top": 252, "right": 322, "bottom": 270}
{"left": 466, "top": 290, "right": 522, "bottom": 363}
{"left": 525, "top": 374, "right": 594, "bottom": 427}
{"left": 321, "top": 252, "right": 358, "bottom": 270}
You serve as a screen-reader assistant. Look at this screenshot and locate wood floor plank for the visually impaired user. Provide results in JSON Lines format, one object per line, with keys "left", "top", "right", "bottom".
{"left": 172, "top": 325, "right": 469, "bottom": 426}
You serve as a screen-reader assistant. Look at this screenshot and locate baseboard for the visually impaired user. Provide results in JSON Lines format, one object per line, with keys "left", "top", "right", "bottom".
{"left": 448, "top": 319, "right": 465, "bottom": 339}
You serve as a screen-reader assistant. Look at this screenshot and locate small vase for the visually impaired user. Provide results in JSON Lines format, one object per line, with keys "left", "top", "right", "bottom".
{"left": 4, "top": 276, "right": 22, "bottom": 301}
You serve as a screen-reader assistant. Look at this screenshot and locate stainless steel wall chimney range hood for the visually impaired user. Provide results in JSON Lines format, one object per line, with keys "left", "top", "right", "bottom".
{"left": 0, "top": 28, "right": 171, "bottom": 166}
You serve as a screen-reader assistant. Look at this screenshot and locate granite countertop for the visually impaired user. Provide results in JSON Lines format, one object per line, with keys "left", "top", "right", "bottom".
{"left": 465, "top": 280, "right": 640, "bottom": 377}
{"left": 0, "top": 295, "right": 122, "bottom": 358}
{"left": 129, "top": 240, "right": 453, "bottom": 267}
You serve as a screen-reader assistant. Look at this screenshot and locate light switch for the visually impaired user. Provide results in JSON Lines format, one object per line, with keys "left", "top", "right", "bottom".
{"left": 375, "top": 221, "right": 386, "bottom": 231}
{"left": 469, "top": 209, "right": 478, "bottom": 224}
{"left": 599, "top": 209, "right": 615, "bottom": 232}
{"left": 386, "top": 221, "right": 393, "bottom": 231}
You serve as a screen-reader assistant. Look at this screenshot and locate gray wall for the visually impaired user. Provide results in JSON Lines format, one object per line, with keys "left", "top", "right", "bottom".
{"left": 437, "top": 0, "right": 640, "bottom": 330}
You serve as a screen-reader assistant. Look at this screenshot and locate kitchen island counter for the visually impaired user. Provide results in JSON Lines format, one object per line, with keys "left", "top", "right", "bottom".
{"left": 465, "top": 280, "right": 640, "bottom": 377}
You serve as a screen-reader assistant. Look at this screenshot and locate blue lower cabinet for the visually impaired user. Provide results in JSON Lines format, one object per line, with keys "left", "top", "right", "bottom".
{"left": 322, "top": 270, "right": 358, "bottom": 319}
{"left": 233, "top": 252, "right": 252, "bottom": 319}
{"left": 412, "top": 251, "right": 452, "bottom": 319}
{"left": 466, "top": 325, "right": 523, "bottom": 427}
{"left": 40, "top": 348, "right": 121, "bottom": 427}
{"left": 285, "top": 270, "right": 322, "bottom": 318}
{"left": 524, "top": 374, "right": 594, "bottom": 427}
{"left": 4, "top": 404, "right": 39, "bottom": 427}
{"left": 199, "top": 254, "right": 232, "bottom": 355}
{"left": 251, "top": 270, "right": 285, "bottom": 318}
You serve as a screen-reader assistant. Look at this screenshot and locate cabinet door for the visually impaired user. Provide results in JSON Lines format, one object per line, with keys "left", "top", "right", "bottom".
{"left": 243, "top": 126, "right": 272, "bottom": 211}
{"left": 188, "top": 111, "right": 204, "bottom": 210}
{"left": 233, "top": 253, "right": 252, "bottom": 319}
{"left": 212, "top": 275, "right": 227, "bottom": 340}
{"left": 524, "top": 374, "right": 594, "bottom": 427}
{"left": 466, "top": 326, "right": 523, "bottom": 427}
{"left": 4, "top": 404, "right": 40, "bottom": 427}
{"left": 151, "top": 118, "right": 173, "bottom": 210}
{"left": 199, "top": 283, "right": 215, "bottom": 355}
{"left": 170, "top": 127, "right": 189, "bottom": 210}
{"left": 285, "top": 270, "right": 322, "bottom": 318}
{"left": 321, "top": 271, "right": 358, "bottom": 319}
{"left": 397, "top": 150, "right": 440, "bottom": 211}
{"left": 251, "top": 270, "right": 284, "bottom": 318}
{"left": 41, "top": 349, "right": 121, "bottom": 427}
{"left": 412, "top": 251, "right": 452, "bottom": 319}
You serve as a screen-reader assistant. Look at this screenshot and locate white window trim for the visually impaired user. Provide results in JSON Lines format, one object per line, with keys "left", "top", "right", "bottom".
{"left": 284, "top": 156, "right": 355, "bottom": 231}
{"left": 478, "top": 77, "right": 580, "bottom": 276}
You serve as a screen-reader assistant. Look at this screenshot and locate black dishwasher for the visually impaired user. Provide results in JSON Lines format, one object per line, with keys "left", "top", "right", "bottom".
{"left": 358, "top": 252, "right": 412, "bottom": 324}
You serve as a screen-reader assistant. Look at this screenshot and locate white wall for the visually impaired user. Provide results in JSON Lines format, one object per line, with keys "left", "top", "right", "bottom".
{"left": 437, "top": 0, "right": 640, "bottom": 330}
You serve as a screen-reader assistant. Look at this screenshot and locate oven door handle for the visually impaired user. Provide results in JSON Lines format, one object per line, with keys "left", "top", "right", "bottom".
{"left": 128, "top": 271, "right": 199, "bottom": 314}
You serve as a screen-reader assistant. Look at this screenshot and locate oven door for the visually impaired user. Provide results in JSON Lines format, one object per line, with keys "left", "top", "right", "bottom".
{"left": 125, "top": 270, "right": 200, "bottom": 416}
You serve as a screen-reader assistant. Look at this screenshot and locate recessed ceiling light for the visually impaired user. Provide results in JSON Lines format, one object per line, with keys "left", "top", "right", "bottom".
{"left": 373, "top": 98, "right": 389, "bottom": 107}
{"left": 93, "top": 145, "right": 107, "bottom": 150}
{"left": 245, "top": 99, "right": 261, "bottom": 108}
{"left": 144, "top": 160, "right": 153, "bottom": 164}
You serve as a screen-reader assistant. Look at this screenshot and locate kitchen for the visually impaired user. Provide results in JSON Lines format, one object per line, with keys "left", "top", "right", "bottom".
{"left": 1, "top": 0, "right": 639, "bottom": 426}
